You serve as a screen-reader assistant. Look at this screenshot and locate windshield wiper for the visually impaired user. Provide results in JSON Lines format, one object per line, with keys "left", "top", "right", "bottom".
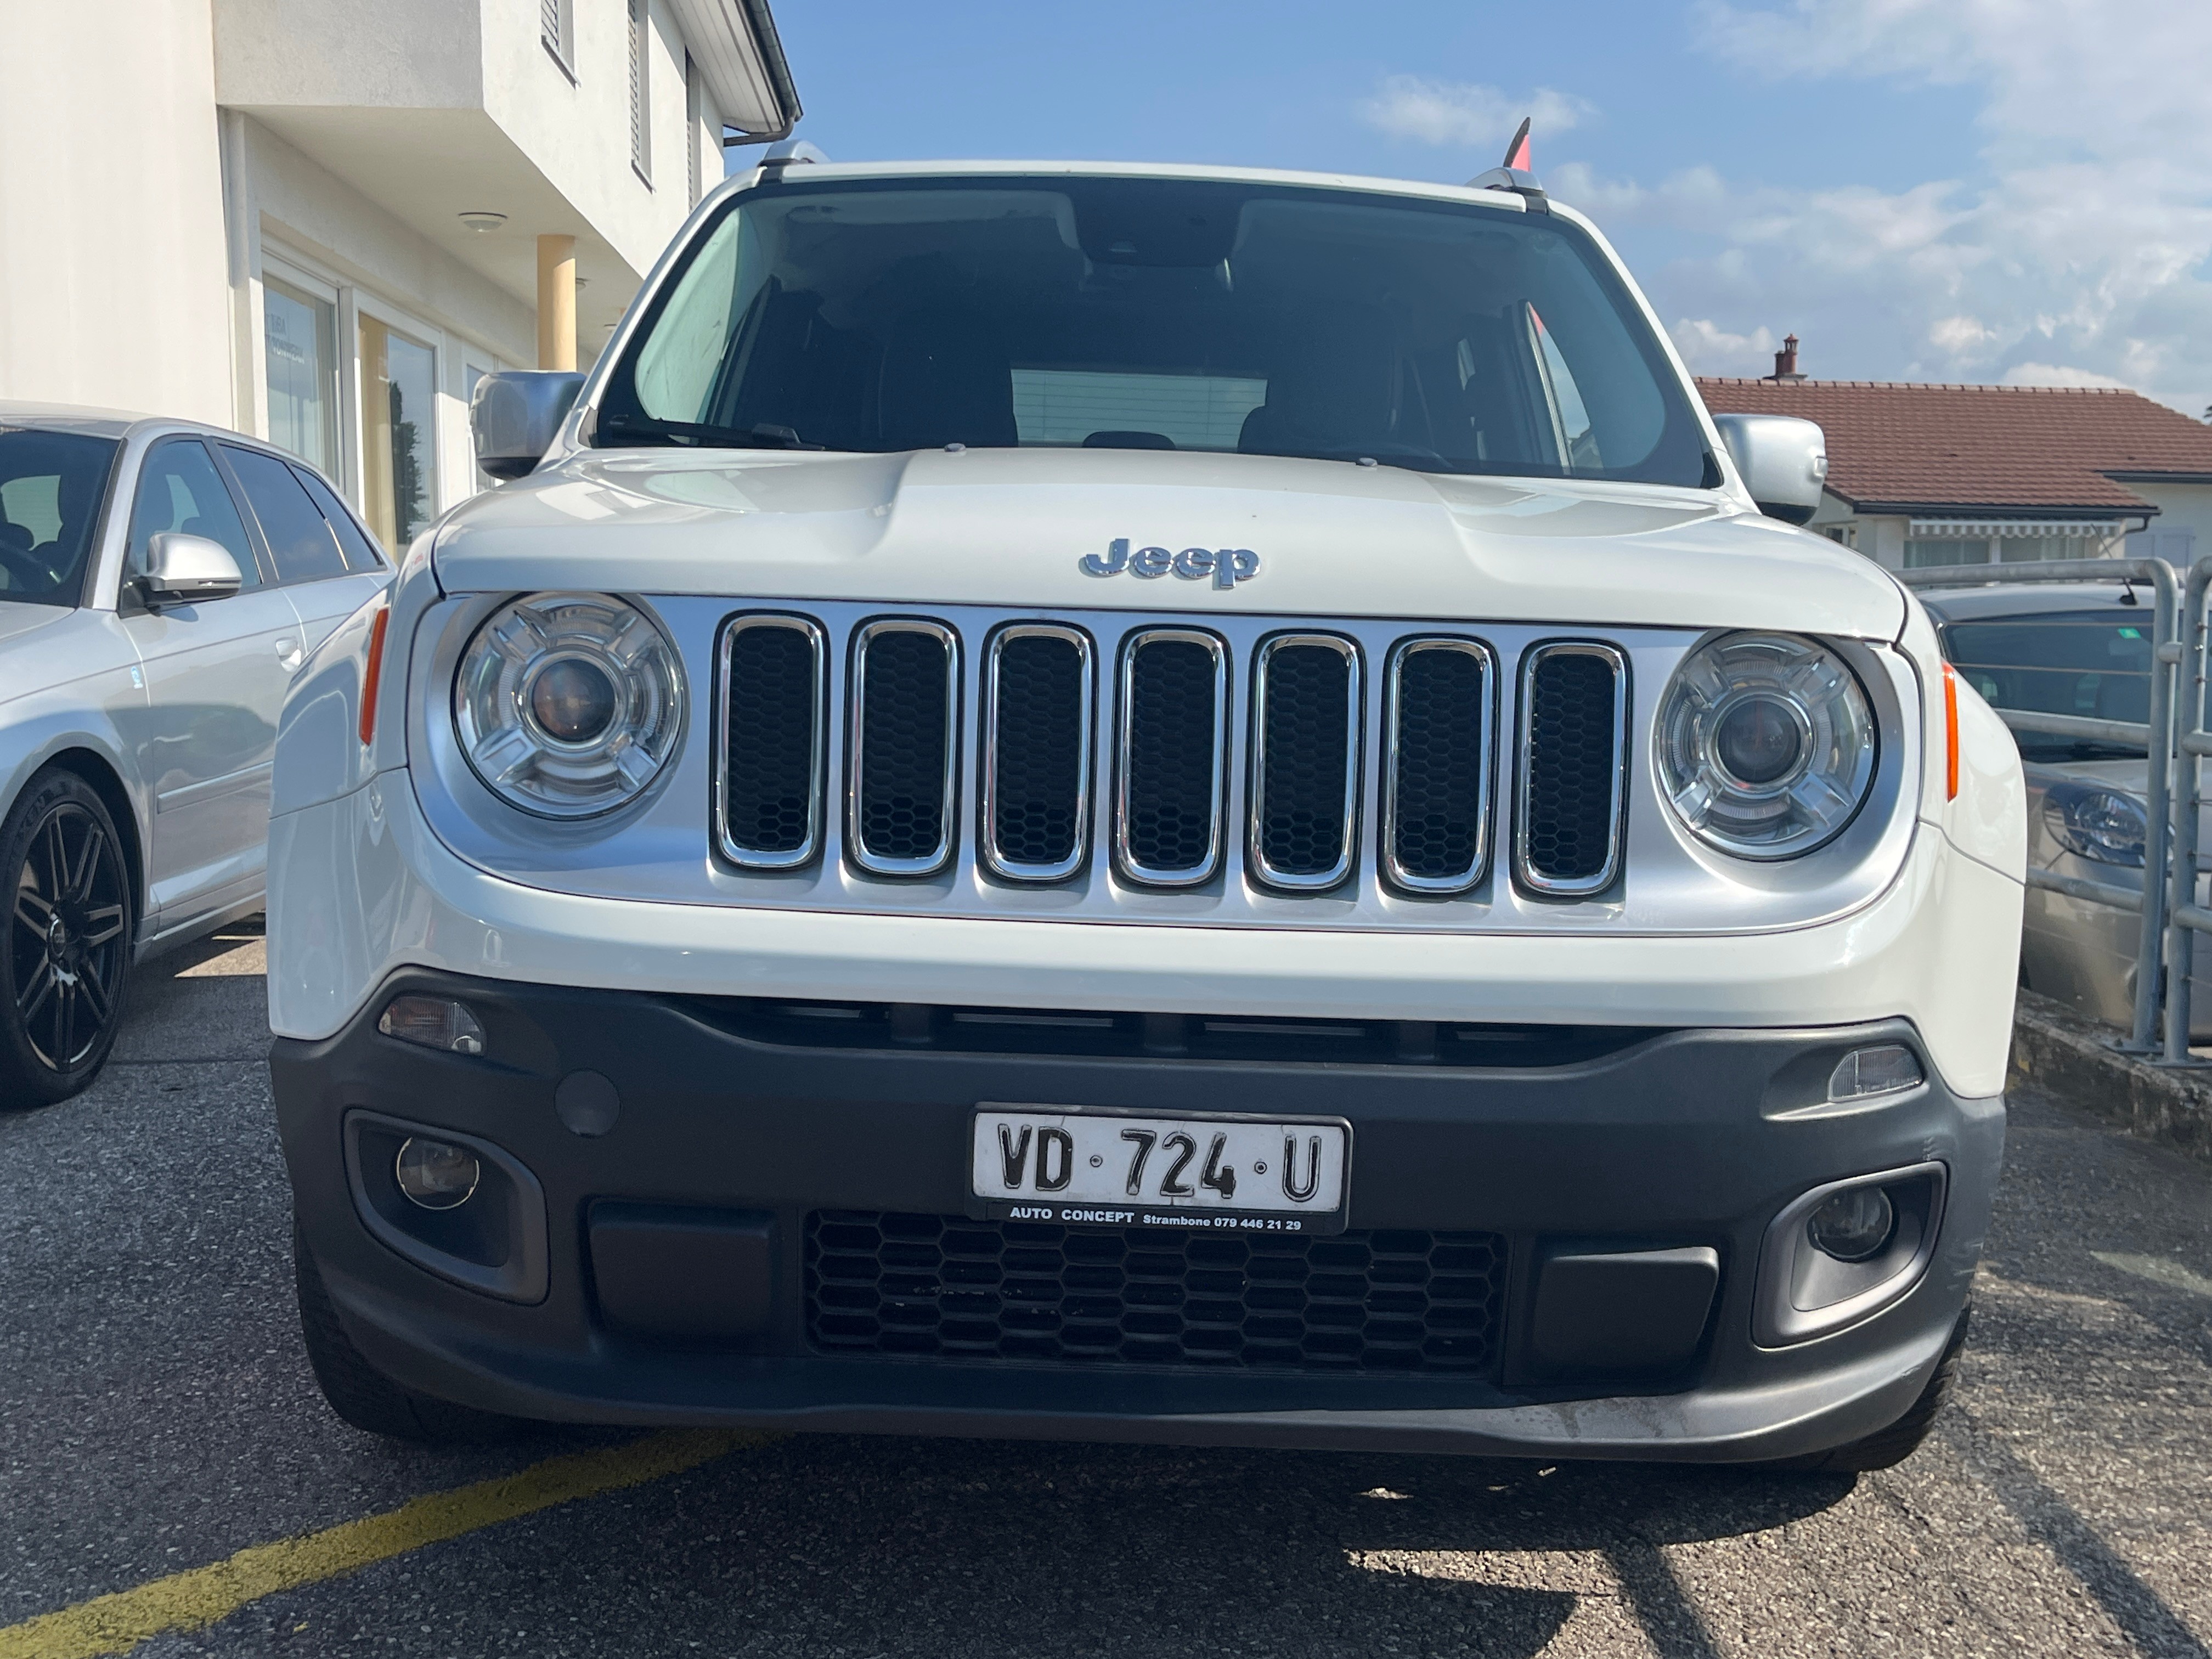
{"left": 600, "top": 413, "right": 822, "bottom": 450}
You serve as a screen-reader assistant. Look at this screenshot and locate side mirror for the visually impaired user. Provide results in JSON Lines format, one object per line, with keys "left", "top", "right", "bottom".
{"left": 1712, "top": 414, "right": 1829, "bottom": 526}
{"left": 471, "top": 371, "right": 585, "bottom": 482}
{"left": 140, "top": 533, "right": 243, "bottom": 607}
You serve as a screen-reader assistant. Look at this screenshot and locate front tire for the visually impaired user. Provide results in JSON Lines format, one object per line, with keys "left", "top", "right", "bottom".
{"left": 292, "top": 1220, "right": 528, "bottom": 1444}
{"left": 1, "top": 768, "right": 133, "bottom": 1109}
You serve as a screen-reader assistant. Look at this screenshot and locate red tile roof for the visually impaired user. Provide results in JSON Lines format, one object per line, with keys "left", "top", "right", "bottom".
{"left": 1695, "top": 378, "right": 2212, "bottom": 516}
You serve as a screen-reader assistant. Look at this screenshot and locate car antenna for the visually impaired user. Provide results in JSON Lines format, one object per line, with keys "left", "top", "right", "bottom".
{"left": 2119, "top": 575, "right": 2138, "bottom": 606}
{"left": 1466, "top": 118, "right": 1549, "bottom": 213}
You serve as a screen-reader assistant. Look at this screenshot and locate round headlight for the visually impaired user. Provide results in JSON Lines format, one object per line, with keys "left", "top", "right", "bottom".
{"left": 1657, "top": 632, "right": 1876, "bottom": 859}
{"left": 454, "top": 593, "right": 683, "bottom": 817}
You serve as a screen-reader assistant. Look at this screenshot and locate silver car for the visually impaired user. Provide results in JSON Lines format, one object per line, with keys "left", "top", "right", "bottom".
{"left": 2, "top": 403, "right": 390, "bottom": 1105}
{"left": 1921, "top": 578, "right": 2207, "bottom": 1033}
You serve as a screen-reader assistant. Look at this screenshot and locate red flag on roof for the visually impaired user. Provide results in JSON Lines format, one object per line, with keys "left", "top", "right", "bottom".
{"left": 1504, "top": 117, "right": 1532, "bottom": 172}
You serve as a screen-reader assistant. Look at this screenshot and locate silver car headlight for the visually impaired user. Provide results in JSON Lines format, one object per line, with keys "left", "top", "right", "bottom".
{"left": 1656, "top": 632, "right": 1876, "bottom": 859}
{"left": 454, "top": 593, "right": 684, "bottom": 818}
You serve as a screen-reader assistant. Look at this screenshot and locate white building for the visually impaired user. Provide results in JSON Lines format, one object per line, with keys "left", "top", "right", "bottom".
{"left": 0, "top": 0, "right": 797, "bottom": 550}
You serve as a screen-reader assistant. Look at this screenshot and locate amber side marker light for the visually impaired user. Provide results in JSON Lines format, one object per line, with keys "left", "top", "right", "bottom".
{"left": 1946, "top": 659, "right": 1964, "bottom": 800}
{"left": 359, "top": 603, "right": 392, "bottom": 746}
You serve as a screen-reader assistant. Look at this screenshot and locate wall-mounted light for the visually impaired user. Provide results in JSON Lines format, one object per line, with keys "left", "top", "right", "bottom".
{"left": 458, "top": 211, "right": 507, "bottom": 234}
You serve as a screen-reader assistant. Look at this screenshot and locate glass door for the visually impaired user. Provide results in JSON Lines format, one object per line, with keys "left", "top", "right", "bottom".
{"left": 263, "top": 276, "right": 340, "bottom": 478}
{"left": 358, "top": 314, "right": 438, "bottom": 554}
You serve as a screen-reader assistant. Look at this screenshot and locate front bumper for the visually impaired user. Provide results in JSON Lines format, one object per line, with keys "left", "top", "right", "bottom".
{"left": 274, "top": 970, "right": 2004, "bottom": 1462}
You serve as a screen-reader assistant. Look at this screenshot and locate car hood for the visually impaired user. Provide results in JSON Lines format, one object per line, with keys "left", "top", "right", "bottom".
{"left": 0, "top": 603, "right": 121, "bottom": 709}
{"left": 2027, "top": 758, "right": 2152, "bottom": 797}
{"left": 0, "top": 600, "right": 72, "bottom": 650}
{"left": 432, "top": 447, "right": 1907, "bottom": 638}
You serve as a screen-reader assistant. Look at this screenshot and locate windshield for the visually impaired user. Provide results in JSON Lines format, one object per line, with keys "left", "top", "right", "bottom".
{"left": 0, "top": 428, "right": 119, "bottom": 607}
{"left": 1942, "top": 608, "right": 2153, "bottom": 761}
{"left": 596, "top": 175, "right": 1712, "bottom": 486}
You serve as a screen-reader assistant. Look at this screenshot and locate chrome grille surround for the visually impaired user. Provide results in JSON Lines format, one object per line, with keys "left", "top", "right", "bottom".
{"left": 415, "top": 595, "right": 1918, "bottom": 939}
{"left": 713, "top": 612, "right": 827, "bottom": 870}
{"left": 1514, "top": 641, "right": 1630, "bottom": 899}
{"left": 846, "top": 618, "right": 961, "bottom": 877}
{"left": 1114, "top": 628, "right": 1230, "bottom": 888}
{"left": 981, "top": 623, "right": 1095, "bottom": 883}
{"left": 1248, "top": 633, "right": 1363, "bottom": 891}
{"left": 1381, "top": 636, "right": 1496, "bottom": 895}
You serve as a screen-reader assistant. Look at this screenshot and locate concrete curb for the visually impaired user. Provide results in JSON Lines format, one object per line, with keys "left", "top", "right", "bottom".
{"left": 2008, "top": 989, "right": 2212, "bottom": 1164}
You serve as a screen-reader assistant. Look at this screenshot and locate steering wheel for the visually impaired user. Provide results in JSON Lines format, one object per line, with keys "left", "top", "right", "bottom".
{"left": 0, "top": 543, "right": 53, "bottom": 594}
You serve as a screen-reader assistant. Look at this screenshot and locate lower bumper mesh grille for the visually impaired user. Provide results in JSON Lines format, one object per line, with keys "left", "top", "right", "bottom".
{"left": 805, "top": 1211, "right": 1508, "bottom": 1374}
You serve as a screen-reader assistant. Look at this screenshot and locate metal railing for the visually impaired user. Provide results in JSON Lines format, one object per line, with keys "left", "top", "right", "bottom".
{"left": 1903, "top": 558, "right": 2179, "bottom": 1053}
{"left": 2159, "top": 557, "right": 2212, "bottom": 1063}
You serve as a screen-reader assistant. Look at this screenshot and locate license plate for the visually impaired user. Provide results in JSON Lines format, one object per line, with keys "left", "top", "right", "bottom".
{"left": 971, "top": 1105, "right": 1351, "bottom": 1234}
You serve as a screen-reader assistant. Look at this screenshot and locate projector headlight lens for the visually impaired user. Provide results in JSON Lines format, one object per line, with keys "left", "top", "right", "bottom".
{"left": 455, "top": 593, "right": 682, "bottom": 817}
{"left": 1657, "top": 632, "right": 1876, "bottom": 859}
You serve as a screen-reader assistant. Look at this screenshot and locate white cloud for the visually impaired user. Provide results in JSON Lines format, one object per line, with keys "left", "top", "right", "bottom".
{"left": 1357, "top": 78, "right": 1592, "bottom": 153}
{"left": 1931, "top": 316, "right": 1997, "bottom": 354}
{"left": 1670, "top": 318, "right": 1778, "bottom": 375}
{"left": 1579, "top": 0, "right": 2212, "bottom": 414}
{"left": 2001, "top": 363, "right": 2131, "bottom": 390}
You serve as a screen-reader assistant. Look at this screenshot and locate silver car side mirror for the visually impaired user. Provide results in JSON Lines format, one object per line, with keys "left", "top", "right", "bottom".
{"left": 1712, "top": 414, "right": 1829, "bottom": 527}
{"left": 471, "top": 371, "right": 586, "bottom": 482}
{"left": 140, "top": 533, "right": 244, "bottom": 608}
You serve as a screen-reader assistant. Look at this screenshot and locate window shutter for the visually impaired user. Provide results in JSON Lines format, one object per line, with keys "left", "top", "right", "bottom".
{"left": 540, "top": 0, "right": 562, "bottom": 54}
{"left": 629, "top": 0, "right": 650, "bottom": 178}
{"left": 685, "top": 52, "right": 701, "bottom": 206}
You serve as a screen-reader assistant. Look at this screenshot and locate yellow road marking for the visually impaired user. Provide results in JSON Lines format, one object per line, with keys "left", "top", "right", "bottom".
{"left": 0, "top": 1429, "right": 767, "bottom": 1659}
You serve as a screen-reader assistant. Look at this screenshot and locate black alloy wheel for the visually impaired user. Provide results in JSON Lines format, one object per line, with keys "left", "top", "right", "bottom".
{"left": 2, "top": 768, "right": 133, "bottom": 1107}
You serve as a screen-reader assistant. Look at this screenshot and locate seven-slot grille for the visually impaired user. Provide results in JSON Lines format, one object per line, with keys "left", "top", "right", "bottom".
{"left": 715, "top": 613, "right": 1628, "bottom": 898}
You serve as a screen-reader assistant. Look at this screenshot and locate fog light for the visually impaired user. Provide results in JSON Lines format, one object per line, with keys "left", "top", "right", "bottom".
{"left": 1805, "top": 1186, "right": 1895, "bottom": 1262}
{"left": 1829, "top": 1043, "right": 1922, "bottom": 1102}
{"left": 378, "top": 995, "right": 486, "bottom": 1056}
{"left": 394, "top": 1137, "right": 481, "bottom": 1210}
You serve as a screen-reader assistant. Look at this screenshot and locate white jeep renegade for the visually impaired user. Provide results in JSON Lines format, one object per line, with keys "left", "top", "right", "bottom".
{"left": 267, "top": 154, "right": 2025, "bottom": 1468}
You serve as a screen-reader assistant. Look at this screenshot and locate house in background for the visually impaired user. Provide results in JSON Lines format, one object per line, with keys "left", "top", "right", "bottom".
{"left": 0, "top": 0, "right": 797, "bottom": 551}
{"left": 1699, "top": 341, "right": 2212, "bottom": 573}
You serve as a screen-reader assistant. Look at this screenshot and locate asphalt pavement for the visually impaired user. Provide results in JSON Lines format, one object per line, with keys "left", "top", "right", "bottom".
{"left": 3, "top": 923, "right": 2209, "bottom": 1658}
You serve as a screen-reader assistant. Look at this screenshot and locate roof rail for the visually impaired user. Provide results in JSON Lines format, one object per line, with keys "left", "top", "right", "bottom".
{"left": 1466, "top": 116, "right": 1547, "bottom": 212}
{"left": 756, "top": 139, "right": 831, "bottom": 168}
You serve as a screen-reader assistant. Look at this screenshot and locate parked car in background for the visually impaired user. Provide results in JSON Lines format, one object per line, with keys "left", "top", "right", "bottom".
{"left": 1920, "top": 578, "right": 2207, "bottom": 1034}
{"left": 1, "top": 403, "right": 388, "bottom": 1106}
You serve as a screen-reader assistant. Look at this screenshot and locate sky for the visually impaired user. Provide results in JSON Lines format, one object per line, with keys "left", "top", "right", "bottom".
{"left": 753, "top": 0, "right": 2212, "bottom": 418}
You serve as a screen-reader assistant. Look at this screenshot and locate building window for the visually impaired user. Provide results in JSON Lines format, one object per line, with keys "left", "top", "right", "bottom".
{"left": 629, "top": 0, "right": 652, "bottom": 183}
{"left": 358, "top": 315, "right": 437, "bottom": 553}
{"left": 685, "top": 52, "right": 702, "bottom": 206}
{"left": 541, "top": 0, "right": 573, "bottom": 70}
{"left": 1904, "top": 538, "right": 1990, "bottom": 568}
{"left": 1998, "top": 535, "right": 2101, "bottom": 563}
{"left": 262, "top": 276, "right": 339, "bottom": 478}
{"left": 1906, "top": 531, "right": 2111, "bottom": 568}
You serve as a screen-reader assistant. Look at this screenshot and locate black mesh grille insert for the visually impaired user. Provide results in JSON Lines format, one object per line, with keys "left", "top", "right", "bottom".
{"left": 720, "top": 622, "right": 819, "bottom": 859}
{"left": 854, "top": 627, "right": 953, "bottom": 867}
{"left": 1522, "top": 649, "right": 1622, "bottom": 886}
{"left": 806, "top": 1212, "right": 1506, "bottom": 1374}
{"left": 989, "top": 632, "right": 1086, "bottom": 873}
{"left": 1255, "top": 641, "right": 1355, "bottom": 882}
{"left": 1121, "top": 636, "right": 1221, "bottom": 877}
{"left": 1389, "top": 645, "right": 1487, "bottom": 884}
